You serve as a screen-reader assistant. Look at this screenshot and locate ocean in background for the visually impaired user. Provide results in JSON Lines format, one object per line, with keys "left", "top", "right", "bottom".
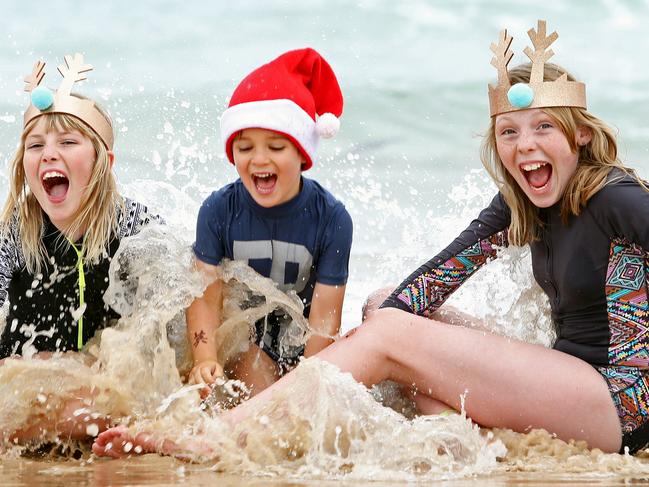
{"left": 2, "top": 0, "right": 649, "bottom": 329}
{"left": 2, "top": 1, "right": 649, "bottom": 483}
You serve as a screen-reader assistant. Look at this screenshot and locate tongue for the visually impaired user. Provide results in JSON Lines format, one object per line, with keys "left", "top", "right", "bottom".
{"left": 49, "top": 182, "right": 69, "bottom": 198}
{"left": 527, "top": 165, "right": 552, "bottom": 189}
{"left": 255, "top": 175, "right": 277, "bottom": 192}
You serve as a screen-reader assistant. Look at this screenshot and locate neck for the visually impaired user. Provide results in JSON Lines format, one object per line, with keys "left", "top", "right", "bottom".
{"left": 52, "top": 221, "right": 86, "bottom": 243}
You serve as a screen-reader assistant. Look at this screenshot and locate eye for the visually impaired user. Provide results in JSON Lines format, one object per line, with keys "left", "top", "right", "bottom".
{"left": 26, "top": 142, "right": 43, "bottom": 150}
{"left": 538, "top": 122, "right": 553, "bottom": 130}
{"left": 62, "top": 139, "right": 79, "bottom": 145}
{"left": 269, "top": 144, "right": 285, "bottom": 151}
{"left": 499, "top": 128, "right": 516, "bottom": 136}
{"left": 235, "top": 145, "right": 252, "bottom": 152}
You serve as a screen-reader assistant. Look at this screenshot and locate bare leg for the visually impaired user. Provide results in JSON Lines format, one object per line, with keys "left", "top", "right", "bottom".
{"left": 226, "top": 307, "right": 622, "bottom": 452}
{"left": 6, "top": 388, "right": 111, "bottom": 445}
{"left": 363, "top": 287, "right": 484, "bottom": 414}
{"left": 362, "top": 286, "right": 394, "bottom": 321}
{"left": 225, "top": 343, "right": 280, "bottom": 397}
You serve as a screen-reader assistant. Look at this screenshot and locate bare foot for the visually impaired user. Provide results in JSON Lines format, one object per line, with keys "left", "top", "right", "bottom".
{"left": 92, "top": 425, "right": 161, "bottom": 458}
{"left": 92, "top": 425, "right": 217, "bottom": 461}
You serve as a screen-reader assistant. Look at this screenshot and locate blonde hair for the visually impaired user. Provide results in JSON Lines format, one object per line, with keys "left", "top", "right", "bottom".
{"left": 480, "top": 63, "right": 641, "bottom": 246}
{"left": 1, "top": 98, "right": 123, "bottom": 273}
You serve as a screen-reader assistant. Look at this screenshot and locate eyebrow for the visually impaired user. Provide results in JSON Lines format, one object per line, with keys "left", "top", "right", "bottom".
{"left": 494, "top": 118, "right": 513, "bottom": 128}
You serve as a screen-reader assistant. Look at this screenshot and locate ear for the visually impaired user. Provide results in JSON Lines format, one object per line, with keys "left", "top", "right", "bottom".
{"left": 576, "top": 125, "right": 592, "bottom": 147}
{"left": 107, "top": 150, "right": 115, "bottom": 169}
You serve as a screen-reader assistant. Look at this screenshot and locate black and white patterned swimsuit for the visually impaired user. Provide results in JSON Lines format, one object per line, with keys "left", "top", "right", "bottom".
{"left": 0, "top": 198, "right": 162, "bottom": 358}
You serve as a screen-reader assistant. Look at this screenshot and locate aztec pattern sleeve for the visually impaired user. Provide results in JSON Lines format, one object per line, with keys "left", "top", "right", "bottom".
{"left": 381, "top": 193, "right": 511, "bottom": 317}
{"left": 588, "top": 175, "right": 649, "bottom": 368}
{"left": 0, "top": 217, "right": 23, "bottom": 308}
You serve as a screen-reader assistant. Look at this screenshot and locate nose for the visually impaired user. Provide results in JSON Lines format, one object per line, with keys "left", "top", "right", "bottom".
{"left": 250, "top": 147, "right": 270, "bottom": 166}
{"left": 517, "top": 129, "right": 537, "bottom": 153}
{"left": 41, "top": 142, "right": 59, "bottom": 163}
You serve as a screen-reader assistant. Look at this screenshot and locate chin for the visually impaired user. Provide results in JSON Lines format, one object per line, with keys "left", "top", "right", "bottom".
{"left": 252, "top": 196, "right": 276, "bottom": 208}
{"left": 526, "top": 193, "right": 560, "bottom": 209}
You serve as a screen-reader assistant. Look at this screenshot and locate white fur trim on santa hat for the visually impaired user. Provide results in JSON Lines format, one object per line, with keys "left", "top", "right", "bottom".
{"left": 221, "top": 99, "right": 319, "bottom": 162}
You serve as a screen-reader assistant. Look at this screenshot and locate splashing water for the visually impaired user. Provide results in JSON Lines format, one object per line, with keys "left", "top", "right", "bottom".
{"left": 1, "top": 210, "right": 648, "bottom": 481}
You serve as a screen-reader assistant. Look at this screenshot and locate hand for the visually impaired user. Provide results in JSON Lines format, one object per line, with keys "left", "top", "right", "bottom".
{"left": 189, "top": 359, "right": 224, "bottom": 387}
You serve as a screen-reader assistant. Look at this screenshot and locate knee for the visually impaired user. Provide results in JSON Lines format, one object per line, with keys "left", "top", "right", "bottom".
{"left": 347, "top": 307, "right": 411, "bottom": 351}
{"left": 361, "top": 286, "right": 395, "bottom": 321}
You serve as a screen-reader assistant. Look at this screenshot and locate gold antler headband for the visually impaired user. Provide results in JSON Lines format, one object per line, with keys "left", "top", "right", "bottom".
{"left": 488, "top": 20, "right": 586, "bottom": 117}
{"left": 23, "top": 54, "right": 114, "bottom": 150}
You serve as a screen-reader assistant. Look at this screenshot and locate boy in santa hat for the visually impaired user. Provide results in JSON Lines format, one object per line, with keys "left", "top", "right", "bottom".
{"left": 187, "top": 48, "right": 353, "bottom": 397}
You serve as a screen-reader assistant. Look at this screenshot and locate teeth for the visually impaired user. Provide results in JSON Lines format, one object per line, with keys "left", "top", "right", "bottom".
{"left": 254, "top": 172, "right": 273, "bottom": 178}
{"left": 521, "top": 162, "right": 546, "bottom": 171}
{"left": 42, "top": 171, "right": 66, "bottom": 180}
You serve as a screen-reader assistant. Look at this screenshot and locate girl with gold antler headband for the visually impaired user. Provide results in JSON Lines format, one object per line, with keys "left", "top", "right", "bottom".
{"left": 94, "top": 20, "right": 648, "bottom": 459}
{"left": 0, "top": 54, "right": 163, "bottom": 446}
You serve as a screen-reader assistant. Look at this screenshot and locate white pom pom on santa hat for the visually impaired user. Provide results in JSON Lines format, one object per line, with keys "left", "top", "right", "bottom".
{"left": 316, "top": 112, "right": 340, "bottom": 139}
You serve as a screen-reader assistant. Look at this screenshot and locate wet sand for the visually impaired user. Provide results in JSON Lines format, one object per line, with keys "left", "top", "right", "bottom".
{"left": 1, "top": 455, "right": 648, "bottom": 487}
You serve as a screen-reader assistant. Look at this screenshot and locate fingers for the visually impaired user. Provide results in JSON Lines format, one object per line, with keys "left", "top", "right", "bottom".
{"left": 188, "top": 361, "right": 224, "bottom": 386}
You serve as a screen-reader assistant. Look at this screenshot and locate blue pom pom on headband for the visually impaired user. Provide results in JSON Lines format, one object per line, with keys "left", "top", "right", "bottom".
{"left": 507, "top": 83, "right": 534, "bottom": 109}
{"left": 30, "top": 86, "right": 54, "bottom": 111}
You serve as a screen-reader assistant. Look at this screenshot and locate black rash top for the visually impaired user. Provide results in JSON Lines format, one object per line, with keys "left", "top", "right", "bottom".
{"left": 0, "top": 198, "right": 161, "bottom": 358}
{"left": 382, "top": 170, "right": 649, "bottom": 368}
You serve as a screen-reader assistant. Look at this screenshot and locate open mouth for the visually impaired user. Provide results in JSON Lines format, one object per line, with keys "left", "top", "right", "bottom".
{"left": 41, "top": 171, "right": 70, "bottom": 201}
{"left": 521, "top": 162, "right": 552, "bottom": 190}
{"left": 252, "top": 172, "right": 277, "bottom": 195}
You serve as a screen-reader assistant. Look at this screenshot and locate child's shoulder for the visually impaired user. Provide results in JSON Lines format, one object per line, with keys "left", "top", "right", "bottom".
{"left": 589, "top": 168, "right": 648, "bottom": 209}
{"left": 301, "top": 178, "right": 353, "bottom": 232}
{"left": 303, "top": 178, "right": 347, "bottom": 211}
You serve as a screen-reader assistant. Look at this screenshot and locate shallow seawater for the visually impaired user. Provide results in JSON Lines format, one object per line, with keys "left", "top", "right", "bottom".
{"left": 2, "top": 227, "right": 649, "bottom": 485}
{"left": 1, "top": 456, "right": 649, "bottom": 487}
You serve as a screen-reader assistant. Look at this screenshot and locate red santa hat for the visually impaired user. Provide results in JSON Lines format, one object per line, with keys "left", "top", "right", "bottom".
{"left": 220, "top": 48, "right": 343, "bottom": 170}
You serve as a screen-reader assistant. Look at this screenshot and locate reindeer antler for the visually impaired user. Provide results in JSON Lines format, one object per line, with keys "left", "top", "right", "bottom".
{"left": 523, "top": 20, "right": 558, "bottom": 84}
{"left": 490, "top": 29, "right": 514, "bottom": 89}
{"left": 57, "top": 53, "right": 93, "bottom": 96}
{"left": 24, "top": 60, "right": 46, "bottom": 93}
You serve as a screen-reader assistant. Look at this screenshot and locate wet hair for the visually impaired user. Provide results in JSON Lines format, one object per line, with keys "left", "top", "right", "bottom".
{"left": 0, "top": 95, "right": 123, "bottom": 273}
{"left": 480, "top": 62, "right": 643, "bottom": 246}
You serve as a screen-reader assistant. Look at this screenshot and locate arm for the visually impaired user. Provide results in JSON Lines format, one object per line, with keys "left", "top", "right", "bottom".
{"left": 0, "top": 217, "right": 21, "bottom": 309}
{"left": 187, "top": 191, "right": 229, "bottom": 384}
{"left": 381, "top": 192, "right": 511, "bottom": 317}
{"left": 305, "top": 202, "right": 353, "bottom": 356}
{"left": 186, "top": 260, "right": 224, "bottom": 385}
{"left": 304, "top": 282, "right": 346, "bottom": 357}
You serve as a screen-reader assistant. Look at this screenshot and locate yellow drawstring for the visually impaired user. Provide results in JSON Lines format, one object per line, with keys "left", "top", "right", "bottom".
{"left": 68, "top": 240, "right": 86, "bottom": 350}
